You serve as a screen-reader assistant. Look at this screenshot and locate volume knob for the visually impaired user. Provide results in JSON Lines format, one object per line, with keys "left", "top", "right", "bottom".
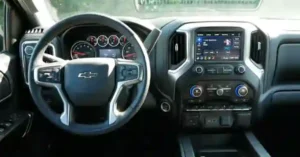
{"left": 190, "top": 85, "right": 203, "bottom": 98}
{"left": 236, "top": 65, "right": 246, "bottom": 74}
{"left": 235, "top": 85, "right": 248, "bottom": 97}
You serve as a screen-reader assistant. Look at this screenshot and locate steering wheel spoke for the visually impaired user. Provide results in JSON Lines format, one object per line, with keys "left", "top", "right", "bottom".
{"left": 33, "top": 61, "right": 73, "bottom": 125}
{"left": 56, "top": 85, "right": 73, "bottom": 126}
{"left": 108, "top": 59, "right": 143, "bottom": 124}
{"left": 33, "top": 61, "right": 67, "bottom": 87}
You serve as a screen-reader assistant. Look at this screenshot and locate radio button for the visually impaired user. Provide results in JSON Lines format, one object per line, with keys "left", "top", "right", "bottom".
{"left": 206, "top": 67, "right": 217, "bottom": 74}
{"left": 222, "top": 66, "right": 234, "bottom": 74}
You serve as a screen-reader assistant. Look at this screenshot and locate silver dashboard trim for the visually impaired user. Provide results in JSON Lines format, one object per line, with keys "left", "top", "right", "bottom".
{"left": 21, "top": 41, "right": 57, "bottom": 85}
{"left": 168, "top": 23, "right": 264, "bottom": 96}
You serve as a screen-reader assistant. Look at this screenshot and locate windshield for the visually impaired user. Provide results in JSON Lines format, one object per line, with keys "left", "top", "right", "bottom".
{"left": 47, "top": 0, "right": 300, "bottom": 19}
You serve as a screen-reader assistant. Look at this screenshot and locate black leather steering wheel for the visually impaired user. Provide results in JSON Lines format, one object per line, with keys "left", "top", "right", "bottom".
{"left": 28, "top": 14, "right": 151, "bottom": 135}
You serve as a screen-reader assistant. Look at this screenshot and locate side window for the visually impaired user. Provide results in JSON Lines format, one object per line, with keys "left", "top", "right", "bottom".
{"left": 0, "top": 0, "right": 4, "bottom": 51}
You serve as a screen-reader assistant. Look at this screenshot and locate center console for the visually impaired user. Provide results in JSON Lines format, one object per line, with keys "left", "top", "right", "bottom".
{"left": 166, "top": 22, "right": 263, "bottom": 129}
{"left": 156, "top": 21, "right": 269, "bottom": 157}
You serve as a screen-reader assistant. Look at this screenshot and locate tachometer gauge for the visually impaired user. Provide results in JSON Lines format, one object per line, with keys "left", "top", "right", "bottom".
{"left": 97, "top": 35, "right": 108, "bottom": 47}
{"left": 108, "top": 35, "right": 119, "bottom": 47}
{"left": 70, "top": 41, "right": 96, "bottom": 59}
{"left": 119, "top": 35, "right": 127, "bottom": 46}
{"left": 122, "top": 43, "right": 136, "bottom": 60}
{"left": 87, "top": 36, "right": 98, "bottom": 46}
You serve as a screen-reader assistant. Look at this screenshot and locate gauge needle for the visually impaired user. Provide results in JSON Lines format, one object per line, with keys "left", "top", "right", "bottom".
{"left": 125, "top": 53, "right": 136, "bottom": 57}
{"left": 73, "top": 51, "right": 86, "bottom": 55}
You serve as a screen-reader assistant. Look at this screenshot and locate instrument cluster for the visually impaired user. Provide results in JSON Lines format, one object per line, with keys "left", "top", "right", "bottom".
{"left": 70, "top": 34, "right": 136, "bottom": 60}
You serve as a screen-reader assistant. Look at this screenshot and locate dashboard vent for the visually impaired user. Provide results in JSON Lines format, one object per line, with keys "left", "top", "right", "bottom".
{"left": 250, "top": 30, "right": 267, "bottom": 68}
{"left": 25, "top": 28, "right": 44, "bottom": 34}
{"left": 170, "top": 32, "right": 186, "bottom": 68}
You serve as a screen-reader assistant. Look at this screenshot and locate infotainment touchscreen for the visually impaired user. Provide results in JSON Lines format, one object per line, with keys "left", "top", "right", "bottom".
{"left": 195, "top": 32, "right": 242, "bottom": 61}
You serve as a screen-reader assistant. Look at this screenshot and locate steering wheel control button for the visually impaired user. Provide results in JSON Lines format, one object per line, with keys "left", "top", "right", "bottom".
{"left": 193, "top": 65, "right": 204, "bottom": 74}
{"left": 235, "top": 85, "right": 249, "bottom": 97}
{"left": 190, "top": 85, "right": 203, "bottom": 98}
{"left": 118, "top": 64, "right": 139, "bottom": 81}
{"left": 235, "top": 65, "right": 246, "bottom": 74}
{"left": 38, "top": 67, "right": 61, "bottom": 83}
{"left": 160, "top": 102, "right": 171, "bottom": 112}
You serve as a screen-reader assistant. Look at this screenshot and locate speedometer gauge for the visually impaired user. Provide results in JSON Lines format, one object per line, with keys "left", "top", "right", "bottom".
{"left": 122, "top": 43, "right": 136, "bottom": 60}
{"left": 70, "top": 41, "right": 96, "bottom": 59}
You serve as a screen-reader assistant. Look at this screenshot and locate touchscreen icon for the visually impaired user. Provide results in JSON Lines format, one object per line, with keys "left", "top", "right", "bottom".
{"left": 197, "top": 37, "right": 202, "bottom": 42}
{"left": 224, "top": 39, "right": 231, "bottom": 46}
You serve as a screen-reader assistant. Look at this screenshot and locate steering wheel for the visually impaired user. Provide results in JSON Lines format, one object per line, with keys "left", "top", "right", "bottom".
{"left": 28, "top": 14, "right": 151, "bottom": 135}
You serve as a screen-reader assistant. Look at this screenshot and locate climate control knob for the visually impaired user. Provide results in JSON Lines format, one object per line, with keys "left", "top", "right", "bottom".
{"left": 235, "top": 85, "right": 248, "bottom": 97}
{"left": 216, "top": 88, "right": 224, "bottom": 96}
{"left": 190, "top": 85, "right": 203, "bottom": 98}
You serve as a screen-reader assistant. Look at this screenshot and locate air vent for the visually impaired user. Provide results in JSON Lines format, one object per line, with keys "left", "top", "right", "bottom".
{"left": 250, "top": 30, "right": 267, "bottom": 68}
{"left": 25, "top": 27, "right": 44, "bottom": 34}
{"left": 170, "top": 32, "right": 186, "bottom": 69}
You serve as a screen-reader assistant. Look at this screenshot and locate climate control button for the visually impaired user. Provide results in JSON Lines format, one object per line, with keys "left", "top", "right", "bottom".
{"left": 216, "top": 88, "right": 224, "bottom": 96}
{"left": 190, "top": 85, "right": 203, "bottom": 98}
{"left": 235, "top": 85, "right": 248, "bottom": 97}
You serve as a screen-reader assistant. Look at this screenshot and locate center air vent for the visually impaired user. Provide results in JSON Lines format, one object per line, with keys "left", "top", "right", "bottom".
{"left": 170, "top": 32, "right": 186, "bottom": 69}
{"left": 250, "top": 30, "right": 267, "bottom": 68}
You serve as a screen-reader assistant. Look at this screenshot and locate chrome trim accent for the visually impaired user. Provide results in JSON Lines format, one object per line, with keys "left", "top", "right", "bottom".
{"left": 108, "top": 35, "right": 120, "bottom": 47}
{"left": 22, "top": 113, "right": 33, "bottom": 138}
{"left": 21, "top": 41, "right": 57, "bottom": 85}
{"left": 97, "top": 35, "right": 109, "bottom": 47}
{"left": 245, "top": 131, "right": 271, "bottom": 157}
{"left": 108, "top": 59, "right": 143, "bottom": 124}
{"left": 168, "top": 23, "right": 264, "bottom": 93}
{"left": 186, "top": 107, "right": 252, "bottom": 112}
{"left": 160, "top": 101, "right": 171, "bottom": 112}
{"left": 178, "top": 136, "right": 196, "bottom": 157}
{"left": 33, "top": 61, "right": 72, "bottom": 125}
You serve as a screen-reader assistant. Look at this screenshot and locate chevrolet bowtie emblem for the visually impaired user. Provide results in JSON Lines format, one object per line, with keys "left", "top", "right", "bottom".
{"left": 78, "top": 72, "right": 98, "bottom": 79}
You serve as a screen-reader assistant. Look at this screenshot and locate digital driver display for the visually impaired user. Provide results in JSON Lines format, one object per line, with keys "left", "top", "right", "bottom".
{"left": 99, "top": 49, "right": 121, "bottom": 58}
{"left": 195, "top": 32, "right": 242, "bottom": 61}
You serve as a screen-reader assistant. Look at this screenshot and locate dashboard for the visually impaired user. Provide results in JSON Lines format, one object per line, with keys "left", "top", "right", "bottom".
{"left": 20, "top": 16, "right": 300, "bottom": 132}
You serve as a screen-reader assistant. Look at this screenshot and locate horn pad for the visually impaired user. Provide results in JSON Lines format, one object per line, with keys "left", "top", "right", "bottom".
{"left": 63, "top": 58, "right": 116, "bottom": 107}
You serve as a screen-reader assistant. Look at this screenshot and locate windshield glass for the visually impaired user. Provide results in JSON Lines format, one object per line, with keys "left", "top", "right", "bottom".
{"left": 47, "top": 0, "right": 300, "bottom": 19}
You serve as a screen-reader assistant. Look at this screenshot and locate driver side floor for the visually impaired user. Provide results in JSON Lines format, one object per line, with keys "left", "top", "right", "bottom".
{"left": 47, "top": 131, "right": 178, "bottom": 157}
